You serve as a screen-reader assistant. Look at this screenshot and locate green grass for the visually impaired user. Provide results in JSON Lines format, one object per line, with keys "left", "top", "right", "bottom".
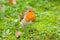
{"left": 0, "top": 0, "right": 60, "bottom": 40}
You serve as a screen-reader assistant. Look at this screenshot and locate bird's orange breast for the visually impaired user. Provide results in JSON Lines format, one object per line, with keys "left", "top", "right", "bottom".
{"left": 25, "top": 9, "right": 36, "bottom": 22}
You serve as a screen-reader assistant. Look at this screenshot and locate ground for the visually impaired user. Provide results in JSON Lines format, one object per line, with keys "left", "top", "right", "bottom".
{"left": 0, "top": 0, "right": 60, "bottom": 40}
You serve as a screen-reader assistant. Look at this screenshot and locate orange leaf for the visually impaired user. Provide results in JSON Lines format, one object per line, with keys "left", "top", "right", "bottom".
{"left": 9, "top": 0, "right": 16, "bottom": 5}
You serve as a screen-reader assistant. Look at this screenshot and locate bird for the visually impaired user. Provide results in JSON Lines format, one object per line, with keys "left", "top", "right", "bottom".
{"left": 20, "top": 8, "right": 36, "bottom": 27}
{"left": 8, "top": 0, "right": 16, "bottom": 5}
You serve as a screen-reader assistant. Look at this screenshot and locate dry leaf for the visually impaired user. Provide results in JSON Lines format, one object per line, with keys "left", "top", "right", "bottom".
{"left": 9, "top": 0, "right": 16, "bottom": 5}
{"left": 15, "top": 30, "right": 22, "bottom": 38}
{"left": 0, "top": 5, "right": 5, "bottom": 9}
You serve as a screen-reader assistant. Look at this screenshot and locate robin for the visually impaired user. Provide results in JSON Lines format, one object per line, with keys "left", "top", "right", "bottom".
{"left": 20, "top": 8, "right": 36, "bottom": 27}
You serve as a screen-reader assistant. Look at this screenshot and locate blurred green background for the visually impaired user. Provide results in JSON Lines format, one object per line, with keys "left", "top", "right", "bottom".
{"left": 0, "top": 0, "right": 60, "bottom": 40}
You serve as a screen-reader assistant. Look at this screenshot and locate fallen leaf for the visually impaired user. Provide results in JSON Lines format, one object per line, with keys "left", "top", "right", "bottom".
{"left": 9, "top": 0, "right": 16, "bottom": 5}
{"left": 15, "top": 30, "right": 22, "bottom": 38}
{"left": 0, "top": 5, "right": 5, "bottom": 9}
